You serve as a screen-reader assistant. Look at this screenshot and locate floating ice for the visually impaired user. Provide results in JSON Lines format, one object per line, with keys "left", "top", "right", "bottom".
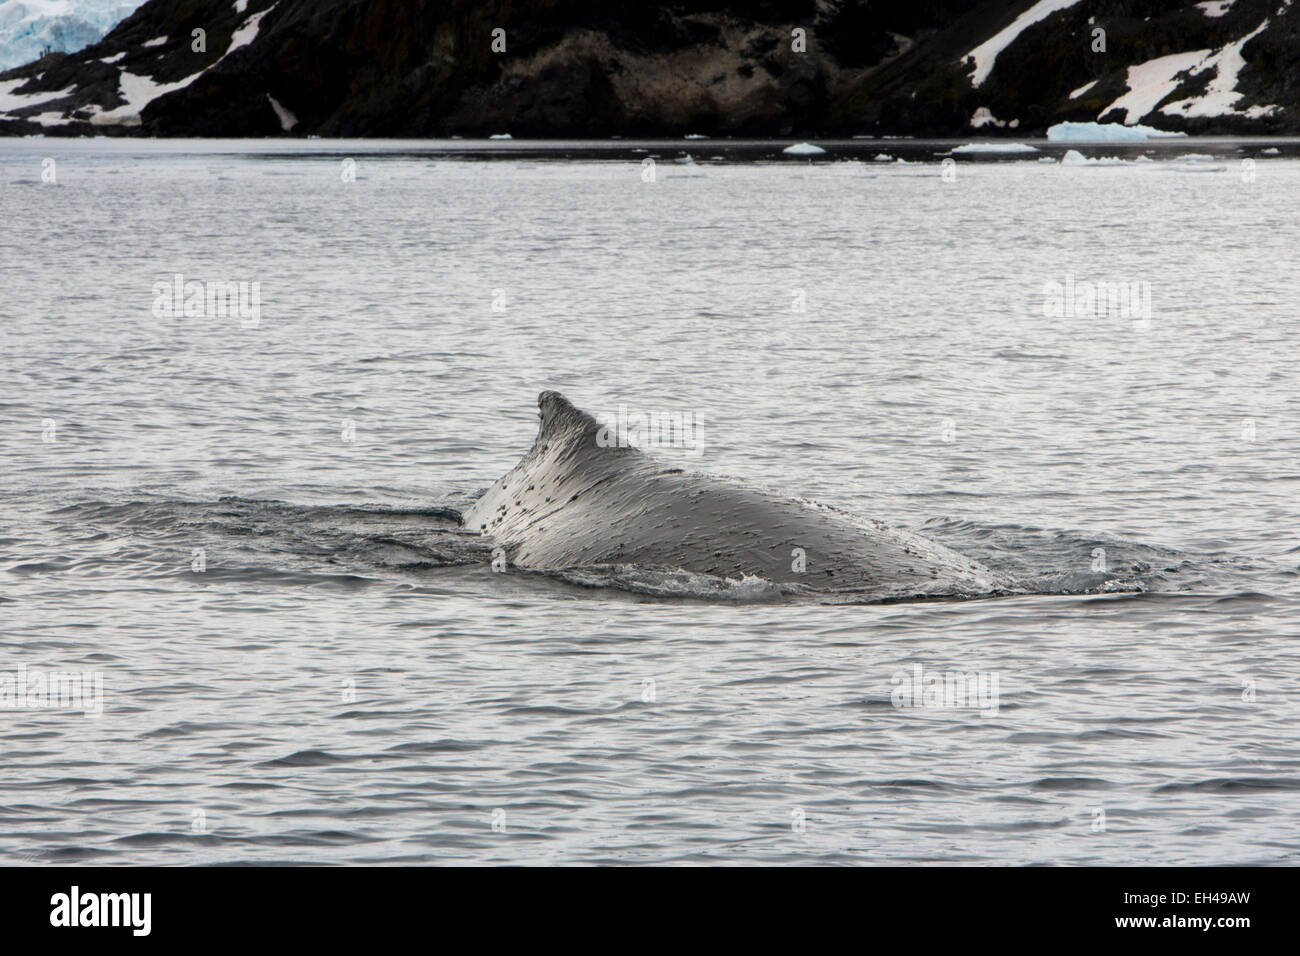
{"left": 783, "top": 142, "right": 826, "bottom": 155}
{"left": 951, "top": 142, "right": 1038, "bottom": 154}
{"left": 488, "top": 133, "right": 512, "bottom": 140}
{"left": 1060, "top": 149, "right": 1129, "bottom": 166}
{"left": 1047, "top": 121, "right": 1185, "bottom": 141}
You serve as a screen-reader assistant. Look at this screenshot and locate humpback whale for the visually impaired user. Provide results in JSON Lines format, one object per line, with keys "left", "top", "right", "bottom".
{"left": 463, "top": 392, "right": 1011, "bottom": 599}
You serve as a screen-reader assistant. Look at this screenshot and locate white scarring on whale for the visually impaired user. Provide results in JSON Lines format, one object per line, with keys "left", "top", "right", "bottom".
{"left": 463, "top": 391, "right": 1012, "bottom": 599}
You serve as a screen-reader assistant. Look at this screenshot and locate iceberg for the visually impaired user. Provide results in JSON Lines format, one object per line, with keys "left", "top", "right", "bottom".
{"left": 1047, "top": 121, "right": 1186, "bottom": 141}
{"left": 951, "top": 142, "right": 1038, "bottom": 154}
{"left": 783, "top": 142, "right": 826, "bottom": 156}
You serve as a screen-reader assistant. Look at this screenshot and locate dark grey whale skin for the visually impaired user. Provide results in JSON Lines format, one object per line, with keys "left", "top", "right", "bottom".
{"left": 463, "top": 392, "right": 1010, "bottom": 598}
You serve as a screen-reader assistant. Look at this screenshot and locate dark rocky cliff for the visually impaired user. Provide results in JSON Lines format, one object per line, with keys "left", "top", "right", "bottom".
{"left": 1, "top": 0, "right": 1296, "bottom": 137}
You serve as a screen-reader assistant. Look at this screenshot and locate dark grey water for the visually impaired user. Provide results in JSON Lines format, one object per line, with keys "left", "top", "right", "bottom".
{"left": 1, "top": 138, "right": 1297, "bottom": 864}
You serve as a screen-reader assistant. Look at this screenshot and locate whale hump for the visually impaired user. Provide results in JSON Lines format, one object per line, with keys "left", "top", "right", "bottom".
{"left": 464, "top": 392, "right": 1008, "bottom": 599}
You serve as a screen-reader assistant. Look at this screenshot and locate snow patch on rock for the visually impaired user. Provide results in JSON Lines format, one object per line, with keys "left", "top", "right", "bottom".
{"left": 961, "top": 0, "right": 1085, "bottom": 87}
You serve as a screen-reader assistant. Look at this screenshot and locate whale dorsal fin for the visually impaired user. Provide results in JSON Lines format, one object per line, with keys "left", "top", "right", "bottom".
{"left": 536, "top": 390, "right": 600, "bottom": 445}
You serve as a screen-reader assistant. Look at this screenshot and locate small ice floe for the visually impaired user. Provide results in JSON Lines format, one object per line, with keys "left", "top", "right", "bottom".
{"left": 674, "top": 154, "right": 695, "bottom": 164}
{"left": 783, "top": 142, "right": 826, "bottom": 155}
{"left": 1260, "top": 147, "right": 1280, "bottom": 155}
{"left": 488, "top": 133, "right": 512, "bottom": 140}
{"left": 950, "top": 142, "right": 1038, "bottom": 154}
{"left": 1174, "top": 153, "right": 1216, "bottom": 162}
{"left": 1047, "top": 121, "right": 1186, "bottom": 141}
{"left": 684, "top": 133, "right": 709, "bottom": 139}
{"left": 1060, "top": 149, "right": 1128, "bottom": 166}
{"left": 873, "top": 153, "right": 893, "bottom": 161}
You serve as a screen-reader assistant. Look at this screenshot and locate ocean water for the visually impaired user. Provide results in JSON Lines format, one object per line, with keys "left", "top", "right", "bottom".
{"left": 1, "top": 137, "right": 1298, "bottom": 865}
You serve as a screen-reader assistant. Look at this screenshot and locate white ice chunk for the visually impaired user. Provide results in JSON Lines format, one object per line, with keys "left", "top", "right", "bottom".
{"left": 1060, "top": 149, "right": 1130, "bottom": 165}
{"left": 1047, "top": 121, "right": 1186, "bottom": 141}
{"left": 950, "top": 142, "right": 1038, "bottom": 153}
{"left": 782, "top": 142, "right": 826, "bottom": 155}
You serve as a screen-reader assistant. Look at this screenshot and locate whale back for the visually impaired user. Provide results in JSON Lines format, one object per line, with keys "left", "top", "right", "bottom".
{"left": 463, "top": 391, "right": 1005, "bottom": 596}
